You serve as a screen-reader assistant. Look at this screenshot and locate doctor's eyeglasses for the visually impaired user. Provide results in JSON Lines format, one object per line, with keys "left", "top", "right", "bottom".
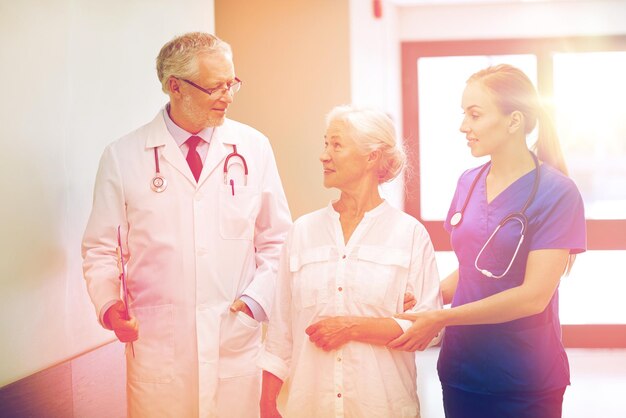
{"left": 181, "top": 77, "right": 242, "bottom": 98}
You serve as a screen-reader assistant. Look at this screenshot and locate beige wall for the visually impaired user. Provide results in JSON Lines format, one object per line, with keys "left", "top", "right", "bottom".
{"left": 216, "top": 0, "right": 351, "bottom": 219}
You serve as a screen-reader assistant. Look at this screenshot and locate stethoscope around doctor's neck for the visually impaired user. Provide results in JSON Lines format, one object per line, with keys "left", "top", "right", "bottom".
{"left": 149, "top": 144, "right": 248, "bottom": 194}
{"left": 450, "top": 151, "right": 540, "bottom": 279}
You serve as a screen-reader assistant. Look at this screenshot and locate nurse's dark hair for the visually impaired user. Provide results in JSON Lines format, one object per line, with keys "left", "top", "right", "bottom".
{"left": 467, "top": 64, "right": 568, "bottom": 176}
{"left": 326, "top": 105, "right": 407, "bottom": 184}
{"left": 469, "top": 64, "right": 576, "bottom": 274}
{"left": 156, "top": 32, "right": 232, "bottom": 94}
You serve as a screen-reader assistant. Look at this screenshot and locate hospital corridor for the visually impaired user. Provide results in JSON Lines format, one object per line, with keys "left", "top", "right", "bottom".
{"left": 1, "top": 0, "right": 626, "bottom": 417}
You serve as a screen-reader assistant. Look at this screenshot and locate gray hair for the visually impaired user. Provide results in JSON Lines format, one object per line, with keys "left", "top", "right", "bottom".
{"left": 156, "top": 32, "right": 232, "bottom": 94}
{"left": 326, "top": 105, "right": 406, "bottom": 184}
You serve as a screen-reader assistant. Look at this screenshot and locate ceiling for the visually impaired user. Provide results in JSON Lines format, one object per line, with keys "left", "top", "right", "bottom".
{"left": 386, "top": 0, "right": 574, "bottom": 5}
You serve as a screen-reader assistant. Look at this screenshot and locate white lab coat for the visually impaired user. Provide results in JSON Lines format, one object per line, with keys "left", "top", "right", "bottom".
{"left": 82, "top": 110, "right": 291, "bottom": 417}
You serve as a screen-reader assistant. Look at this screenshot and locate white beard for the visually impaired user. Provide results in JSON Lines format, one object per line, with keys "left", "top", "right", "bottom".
{"left": 180, "top": 94, "right": 225, "bottom": 128}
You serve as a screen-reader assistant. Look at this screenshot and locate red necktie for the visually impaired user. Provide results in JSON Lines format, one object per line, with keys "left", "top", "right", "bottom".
{"left": 185, "top": 136, "right": 203, "bottom": 182}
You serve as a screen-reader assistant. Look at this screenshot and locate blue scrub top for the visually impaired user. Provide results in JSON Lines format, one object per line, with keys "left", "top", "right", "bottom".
{"left": 438, "top": 162, "right": 586, "bottom": 395}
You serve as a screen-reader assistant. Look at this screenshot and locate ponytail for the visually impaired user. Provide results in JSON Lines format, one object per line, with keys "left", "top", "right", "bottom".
{"left": 534, "top": 106, "right": 576, "bottom": 275}
{"left": 534, "top": 105, "right": 577, "bottom": 274}
{"left": 533, "top": 106, "right": 569, "bottom": 176}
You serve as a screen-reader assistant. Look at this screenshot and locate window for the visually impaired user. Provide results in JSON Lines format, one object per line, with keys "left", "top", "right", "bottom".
{"left": 553, "top": 51, "right": 626, "bottom": 220}
{"left": 402, "top": 36, "right": 626, "bottom": 347}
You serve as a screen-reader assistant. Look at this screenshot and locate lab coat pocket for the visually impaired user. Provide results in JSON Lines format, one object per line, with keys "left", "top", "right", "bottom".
{"left": 219, "top": 184, "right": 260, "bottom": 240}
{"left": 289, "top": 247, "right": 331, "bottom": 309}
{"left": 354, "top": 246, "right": 410, "bottom": 309}
{"left": 219, "top": 311, "right": 262, "bottom": 378}
{"left": 127, "top": 304, "right": 174, "bottom": 384}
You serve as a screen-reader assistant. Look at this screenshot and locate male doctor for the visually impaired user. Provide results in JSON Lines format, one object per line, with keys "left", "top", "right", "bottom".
{"left": 82, "top": 32, "right": 291, "bottom": 417}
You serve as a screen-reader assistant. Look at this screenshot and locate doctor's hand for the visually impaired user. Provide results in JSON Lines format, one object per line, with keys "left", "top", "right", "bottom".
{"left": 403, "top": 291, "right": 416, "bottom": 312}
{"left": 387, "top": 311, "right": 443, "bottom": 352}
{"left": 230, "top": 299, "right": 254, "bottom": 318}
{"left": 305, "top": 317, "right": 354, "bottom": 351}
{"left": 261, "top": 370, "right": 284, "bottom": 418}
{"left": 104, "top": 300, "right": 138, "bottom": 343}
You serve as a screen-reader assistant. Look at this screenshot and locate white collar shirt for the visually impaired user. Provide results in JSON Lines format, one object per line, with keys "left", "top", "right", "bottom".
{"left": 259, "top": 201, "right": 442, "bottom": 418}
{"left": 162, "top": 104, "right": 214, "bottom": 162}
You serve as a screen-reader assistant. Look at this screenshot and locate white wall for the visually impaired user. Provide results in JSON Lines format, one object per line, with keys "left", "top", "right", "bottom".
{"left": 349, "top": 0, "right": 405, "bottom": 208}
{"left": 0, "top": 0, "right": 214, "bottom": 387}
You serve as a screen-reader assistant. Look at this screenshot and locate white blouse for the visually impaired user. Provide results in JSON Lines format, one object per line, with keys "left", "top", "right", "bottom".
{"left": 259, "top": 201, "right": 442, "bottom": 418}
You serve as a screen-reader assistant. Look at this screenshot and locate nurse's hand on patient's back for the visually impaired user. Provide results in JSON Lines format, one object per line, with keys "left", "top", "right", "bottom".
{"left": 104, "top": 300, "right": 138, "bottom": 343}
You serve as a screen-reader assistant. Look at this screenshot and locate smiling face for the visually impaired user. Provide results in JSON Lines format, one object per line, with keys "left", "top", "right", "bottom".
{"left": 459, "top": 81, "right": 513, "bottom": 158}
{"left": 319, "top": 120, "right": 370, "bottom": 191}
{"left": 170, "top": 52, "right": 236, "bottom": 132}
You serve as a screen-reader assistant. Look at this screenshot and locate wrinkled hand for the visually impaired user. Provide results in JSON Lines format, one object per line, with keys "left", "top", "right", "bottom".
{"left": 305, "top": 317, "right": 354, "bottom": 351}
{"left": 403, "top": 291, "right": 416, "bottom": 312}
{"left": 104, "top": 300, "right": 138, "bottom": 343}
{"left": 230, "top": 299, "right": 254, "bottom": 318}
{"left": 387, "top": 311, "right": 442, "bottom": 352}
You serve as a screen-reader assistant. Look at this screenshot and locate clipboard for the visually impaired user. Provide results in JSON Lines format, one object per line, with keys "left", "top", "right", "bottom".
{"left": 117, "top": 225, "right": 136, "bottom": 358}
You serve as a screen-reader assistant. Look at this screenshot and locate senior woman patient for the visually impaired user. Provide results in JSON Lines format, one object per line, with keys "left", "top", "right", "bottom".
{"left": 258, "top": 105, "right": 442, "bottom": 418}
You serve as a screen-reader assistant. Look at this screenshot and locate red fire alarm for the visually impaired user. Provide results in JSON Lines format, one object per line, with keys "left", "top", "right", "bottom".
{"left": 373, "top": 0, "right": 382, "bottom": 19}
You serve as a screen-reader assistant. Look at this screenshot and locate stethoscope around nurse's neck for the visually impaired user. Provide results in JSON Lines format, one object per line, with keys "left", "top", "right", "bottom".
{"left": 451, "top": 151, "right": 541, "bottom": 279}
{"left": 149, "top": 143, "right": 249, "bottom": 194}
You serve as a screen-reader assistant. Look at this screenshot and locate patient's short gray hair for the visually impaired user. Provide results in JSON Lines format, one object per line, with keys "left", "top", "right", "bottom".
{"left": 326, "top": 105, "right": 406, "bottom": 184}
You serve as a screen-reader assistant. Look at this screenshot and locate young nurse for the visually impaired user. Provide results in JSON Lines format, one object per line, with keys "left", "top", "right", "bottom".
{"left": 390, "top": 64, "right": 586, "bottom": 418}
